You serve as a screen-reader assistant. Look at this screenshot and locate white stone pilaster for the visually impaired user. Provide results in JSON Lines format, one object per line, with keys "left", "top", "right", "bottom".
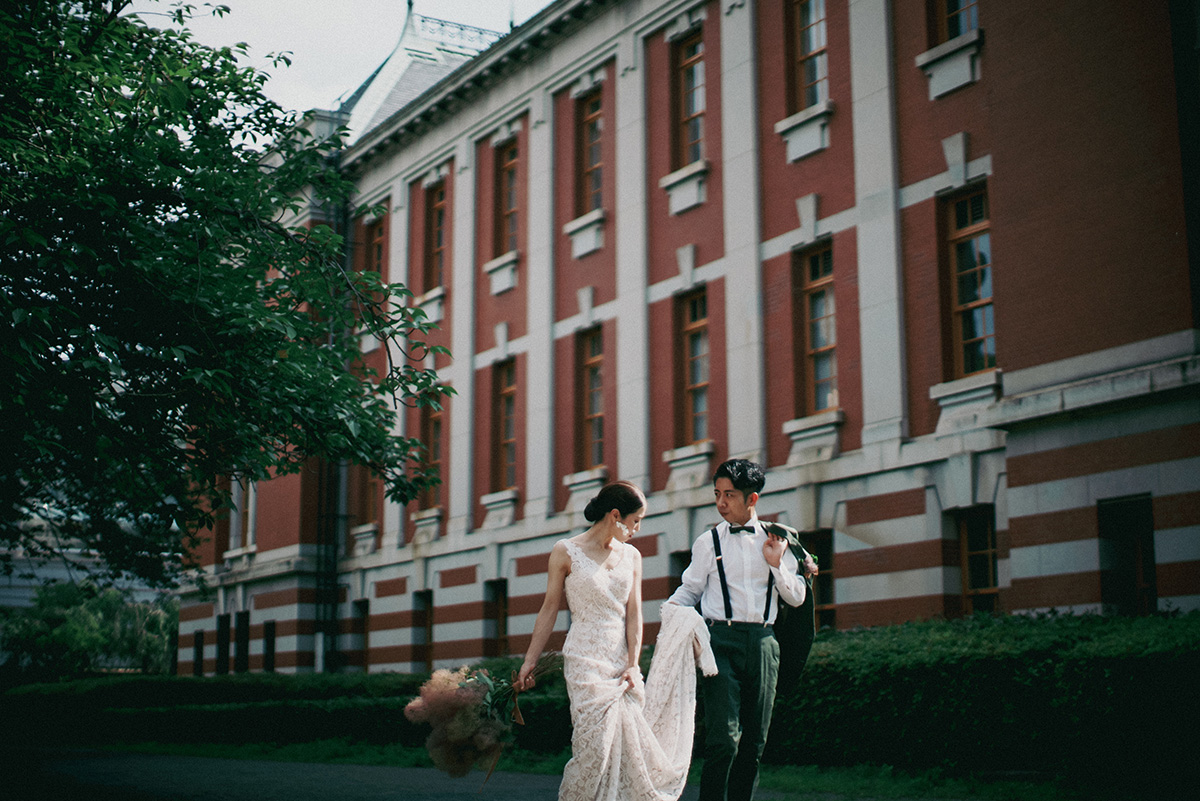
{"left": 447, "top": 139, "right": 478, "bottom": 538}
{"left": 720, "top": 0, "right": 765, "bottom": 462}
{"left": 615, "top": 31, "right": 651, "bottom": 487}
{"left": 849, "top": 0, "right": 907, "bottom": 444}
{"left": 525, "top": 102, "right": 556, "bottom": 520}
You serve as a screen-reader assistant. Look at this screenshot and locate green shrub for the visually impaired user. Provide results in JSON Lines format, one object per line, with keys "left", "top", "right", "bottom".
{"left": 4, "top": 611, "right": 1196, "bottom": 797}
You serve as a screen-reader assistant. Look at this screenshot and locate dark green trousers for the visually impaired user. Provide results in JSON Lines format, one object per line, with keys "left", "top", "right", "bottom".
{"left": 699, "top": 621, "right": 780, "bottom": 801}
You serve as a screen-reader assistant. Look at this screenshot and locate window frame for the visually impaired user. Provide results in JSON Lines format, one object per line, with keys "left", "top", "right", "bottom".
{"left": 495, "top": 140, "right": 520, "bottom": 257}
{"left": 795, "top": 244, "right": 838, "bottom": 416}
{"left": 785, "top": 0, "right": 829, "bottom": 115}
{"left": 673, "top": 30, "right": 706, "bottom": 169}
{"left": 678, "top": 288, "right": 710, "bottom": 445}
{"left": 347, "top": 463, "right": 381, "bottom": 532}
{"left": 577, "top": 327, "right": 605, "bottom": 471}
{"left": 424, "top": 179, "right": 447, "bottom": 291}
{"left": 576, "top": 89, "right": 604, "bottom": 216}
{"left": 799, "top": 529, "right": 835, "bottom": 630}
{"left": 938, "top": 0, "right": 980, "bottom": 44}
{"left": 947, "top": 185, "right": 995, "bottom": 378}
{"left": 418, "top": 402, "right": 443, "bottom": 510}
{"left": 958, "top": 506, "right": 999, "bottom": 615}
{"left": 494, "top": 359, "right": 518, "bottom": 491}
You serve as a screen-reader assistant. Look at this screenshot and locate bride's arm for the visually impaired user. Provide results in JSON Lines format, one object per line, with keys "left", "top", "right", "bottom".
{"left": 622, "top": 550, "right": 644, "bottom": 688}
{"left": 516, "top": 542, "right": 570, "bottom": 690}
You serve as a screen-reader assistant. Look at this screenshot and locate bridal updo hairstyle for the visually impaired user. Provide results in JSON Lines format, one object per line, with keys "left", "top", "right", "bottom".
{"left": 583, "top": 481, "right": 646, "bottom": 523}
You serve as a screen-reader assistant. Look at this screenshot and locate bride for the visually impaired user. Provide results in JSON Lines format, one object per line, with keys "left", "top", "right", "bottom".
{"left": 516, "top": 481, "right": 715, "bottom": 801}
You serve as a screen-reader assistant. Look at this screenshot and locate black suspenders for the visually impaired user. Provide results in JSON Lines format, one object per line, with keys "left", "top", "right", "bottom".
{"left": 710, "top": 526, "right": 775, "bottom": 625}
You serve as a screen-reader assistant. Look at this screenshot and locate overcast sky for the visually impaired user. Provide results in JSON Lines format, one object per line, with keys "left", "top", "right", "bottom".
{"left": 127, "top": 0, "right": 557, "bottom": 112}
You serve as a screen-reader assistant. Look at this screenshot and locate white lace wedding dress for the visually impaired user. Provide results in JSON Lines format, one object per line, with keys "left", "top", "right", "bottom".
{"left": 558, "top": 538, "right": 715, "bottom": 801}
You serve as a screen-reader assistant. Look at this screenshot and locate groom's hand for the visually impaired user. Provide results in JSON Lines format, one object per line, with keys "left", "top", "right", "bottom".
{"left": 763, "top": 533, "right": 786, "bottom": 567}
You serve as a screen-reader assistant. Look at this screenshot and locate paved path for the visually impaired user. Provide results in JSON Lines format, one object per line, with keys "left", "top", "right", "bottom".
{"left": 8, "top": 749, "right": 716, "bottom": 801}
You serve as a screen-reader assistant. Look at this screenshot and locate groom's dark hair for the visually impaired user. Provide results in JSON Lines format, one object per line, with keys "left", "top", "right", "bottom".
{"left": 713, "top": 459, "right": 766, "bottom": 499}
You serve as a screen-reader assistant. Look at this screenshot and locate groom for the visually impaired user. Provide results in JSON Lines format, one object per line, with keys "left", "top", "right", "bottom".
{"left": 667, "top": 459, "right": 815, "bottom": 801}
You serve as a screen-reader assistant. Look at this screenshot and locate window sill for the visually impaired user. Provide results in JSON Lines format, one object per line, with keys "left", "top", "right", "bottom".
{"left": 562, "top": 208, "right": 606, "bottom": 259}
{"left": 221, "top": 546, "right": 256, "bottom": 571}
{"left": 415, "top": 285, "right": 445, "bottom": 324}
{"left": 411, "top": 506, "right": 442, "bottom": 545}
{"left": 563, "top": 466, "right": 608, "bottom": 515}
{"left": 782, "top": 409, "right": 845, "bottom": 465}
{"left": 662, "top": 440, "right": 715, "bottom": 493}
{"left": 929, "top": 369, "right": 1000, "bottom": 435}
{"left": 915, "top": 28, "right": 983, "bottom": 100}
{"left": 480, "top": 488, "right": 519, "bottom": 530}
{"left": 658, "top": 160, "right": 709, "bottom": 215}
{"left": 350, "top": 522, "right": 378, "bottom": 557}
{"left": 482, "top": 250, "right": 519, "bottom": 295}
{"left": 774, "top": 99, "right": 834, "bottom": 162}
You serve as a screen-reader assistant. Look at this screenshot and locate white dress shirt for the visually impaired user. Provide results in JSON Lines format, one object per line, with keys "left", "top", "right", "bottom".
{"left": 667, "top": 516, "right": 806, "bottom": 625}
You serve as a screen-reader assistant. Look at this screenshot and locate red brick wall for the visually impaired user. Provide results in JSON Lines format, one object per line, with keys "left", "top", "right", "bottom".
{"left": 645, "top": 2, "right": 727, "bottom": 286}
{"left": 553, "top": 60, "right": 618, "bottom": 321}
{"left": 985, "top": 0, "right": 1191, "bottom": 369}
{"left": 474, "top": 116, "right": 529, "bottom": 353}
{"left": 756, "top": 0, "right": 856, "bottom": 242}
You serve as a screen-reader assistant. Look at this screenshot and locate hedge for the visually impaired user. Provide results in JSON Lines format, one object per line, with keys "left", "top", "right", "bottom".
{"left": 4, "top": 612, "right": 1197, "bottom": 794}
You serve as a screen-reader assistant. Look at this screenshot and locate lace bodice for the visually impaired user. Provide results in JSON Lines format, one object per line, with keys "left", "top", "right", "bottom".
{"left": 561, "top": 538, "right": 634, "bottom": 624}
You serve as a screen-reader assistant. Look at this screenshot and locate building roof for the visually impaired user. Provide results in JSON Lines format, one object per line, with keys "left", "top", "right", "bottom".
{"left": 338, "top": 7, "right": 502, "bottom": 146}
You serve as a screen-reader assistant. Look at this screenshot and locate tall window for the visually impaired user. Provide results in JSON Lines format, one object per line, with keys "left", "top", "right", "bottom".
{"left": 365, "top": 217, "right": 385, "bottom": 275}
{"left": 796, "top": 246, "right": 837, "bottom": 414}
{"left": 1098, "top": 495, "right": 1156, "bottom": 616}
{"left": 940, "top": 0, "right": 979, "bottom": 42}
{"left": 679, "top": 289, "right": 709, "bottom": 444}
{"left": 229, "top": 479, "right": 256, "bottom": 551}
{"left": 347, "top": 463, "right": 380, "bottom": 530}
{"left": 577, "top": 90, "right": 603, "bottom": 215}
{"left": 578, "top": 328, "right": 604, "bottom": 471}
{"left": 419, "top": 404, "right": 442, "bottom": 509}
{"left": 675, "top": 31, "right": 706, "bottom": 168}
{"left": 958, "top": 506, "right": 998, "bottom": 614}
{"left": 424, "top": 180, "right": 446, "bottom": 290}
{"left": 234, "top": 610, "right": 250, "bottom": 674}
{"left": 483, "top": 579, "right": 509, "bottom": 657}
{"left": 413, "top": 589, "right": 433, "bottom": 674}
{"left": 496, "top": 140, "right": 519, "bottom": 256}
{"left": 799, "top": 530, "right": 835, "bottom": 630}
{"left": 494, "top": 360, "right": 517, "bottom": 490}
{"left": 948, "top": 187, "right": 995, "bottom": 377}
{"left": 787, "top": 0, "right": 828, "bottom": 114}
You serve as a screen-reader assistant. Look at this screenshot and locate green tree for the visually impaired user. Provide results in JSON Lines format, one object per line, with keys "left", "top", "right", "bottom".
{"left": 0, "top": 580, "right": 179, "bottom": 679}
{"left": 0, "top": 1, "right": 445, "bottom": 587}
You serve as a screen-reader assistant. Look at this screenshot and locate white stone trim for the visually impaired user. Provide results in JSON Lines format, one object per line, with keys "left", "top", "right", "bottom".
{"left": 662, "top": 440, "right": 716, "bottom": 494}
{"left": 562, "top": 467, "right": 609, "bottom": 516}
{"left": 411, "top": 507, "right": 442, "bottom": 545}
{"left": 664, "top": 5, "right": 707, "bottom": 42}
{"left": 658, "top": 159, "right": 709, "bottom": 215}
{"left": 930, "top": 369, "right": 1001, "bottom": 435}
{"left": 774, "top": 100, "right": 835, "bottom": 162}
{"left": 480, "top": 489, "right": 520, "bottom": 530}
{"left": 482, "top": 249, "right": 519, "bottom": 295}
{"left": 350, "top": 522, "right": 378, "bottom": 556}
{"left": 562, "top": 208, "right": 606, "bottom": 258}
{"left": 915, "top": 28, "right": 983, "bottom": 100}
{"left": 415, "top": 285, "right": 445, "bottom": 324}
{"left": 783, "top": 409, "right": 846, "bottom": 465}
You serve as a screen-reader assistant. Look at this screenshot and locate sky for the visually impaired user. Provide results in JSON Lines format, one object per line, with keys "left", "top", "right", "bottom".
{"left": 127, "top": 0, "right": 558, "bottom": 113}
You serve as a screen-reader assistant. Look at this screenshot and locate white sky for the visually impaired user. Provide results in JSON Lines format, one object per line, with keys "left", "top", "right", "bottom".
{"left": 127, "top": 0, "right": 557, "bottom": 112}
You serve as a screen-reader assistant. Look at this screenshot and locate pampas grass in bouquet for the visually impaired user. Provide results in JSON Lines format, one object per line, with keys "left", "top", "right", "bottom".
{"left": 404, "top": 653, "right": 562, "bottom": 779}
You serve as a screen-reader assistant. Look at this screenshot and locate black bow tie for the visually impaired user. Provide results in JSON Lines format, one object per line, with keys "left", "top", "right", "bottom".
{"left": 729, "top": 525, "right": 755, "bottom": 534}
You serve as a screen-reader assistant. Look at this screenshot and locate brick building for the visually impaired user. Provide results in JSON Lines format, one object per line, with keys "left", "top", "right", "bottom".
{"left": 176, "top": 0, "right": 1200, "bottom": 676}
